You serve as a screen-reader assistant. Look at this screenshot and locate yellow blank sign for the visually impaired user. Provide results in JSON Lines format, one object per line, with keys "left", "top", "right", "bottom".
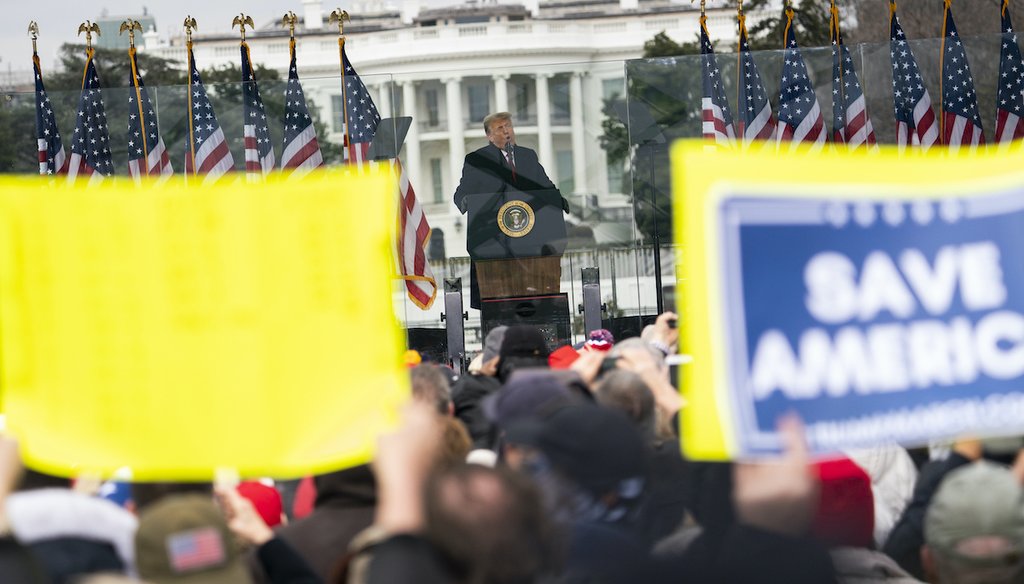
{"left": 0, "top": 172, "right": 407, "bottom": 480}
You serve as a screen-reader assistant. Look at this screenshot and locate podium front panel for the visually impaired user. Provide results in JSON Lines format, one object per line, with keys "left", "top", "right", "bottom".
{"left": 481, "top": 293, "right": 571, "bottom": 350}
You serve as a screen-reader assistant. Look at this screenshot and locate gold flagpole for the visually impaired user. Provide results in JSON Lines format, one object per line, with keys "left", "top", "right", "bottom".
{"left": 736, "top": 0, "right": 744, "bottom": 130}
{"left": 329, "top": 8, "right": 351, "bottom": 156}
{"left": 184, "top": 16, "right": 198, "bottom": 176}
{"left": 121, "top": 19, "right": 148, "bottom": 175}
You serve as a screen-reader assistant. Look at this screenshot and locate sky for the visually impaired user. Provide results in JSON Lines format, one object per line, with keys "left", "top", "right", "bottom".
{"left": 0, "top": 0, "right": 413, "bottom": 73}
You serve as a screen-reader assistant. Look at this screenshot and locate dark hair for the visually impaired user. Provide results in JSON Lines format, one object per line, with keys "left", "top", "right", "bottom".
{"left": 425, "top": 465, "right": 563, "bottom": 584}
{"left": 16, "top": 470, "right": 71, "bottom": 492}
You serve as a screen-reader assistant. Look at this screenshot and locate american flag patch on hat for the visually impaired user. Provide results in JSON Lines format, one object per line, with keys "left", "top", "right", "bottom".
{"left": 166, "top": 527, "right": 226, "bottom": 573}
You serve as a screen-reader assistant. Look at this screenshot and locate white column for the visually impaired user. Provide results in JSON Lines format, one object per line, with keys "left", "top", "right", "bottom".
{"left": 377, "top": 81, "right": 393, "bottom": 118}
{"left": 584, "top": 73, "right": 609, "bottom": 197}
{"left": 445, "top": 76, "right": 465, "bottom": 214}
{"left": 402, "top": 80, "right": 421, "bottom": 191}
{"left": 569, "top": 72, "right": 587, "bottom": 196}
{"left": 535, "top": 73, "right": 554, "bottom": 179}
{"left": 493, "top": 73, "right": 510, "bottom": 114}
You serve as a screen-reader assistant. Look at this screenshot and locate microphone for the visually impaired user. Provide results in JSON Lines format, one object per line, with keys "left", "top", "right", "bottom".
{"left": 504, "top": 140, "right": 514, "bottom": 165}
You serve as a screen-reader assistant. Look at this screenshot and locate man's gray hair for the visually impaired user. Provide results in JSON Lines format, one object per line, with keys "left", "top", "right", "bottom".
{"left": 483, "top": 112, "right": 512, "bottom": 134}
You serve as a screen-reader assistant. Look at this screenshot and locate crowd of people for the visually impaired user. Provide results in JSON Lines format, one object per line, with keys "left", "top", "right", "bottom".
{"left": 1, "top": 312, "right": 1023, "bottom": 583}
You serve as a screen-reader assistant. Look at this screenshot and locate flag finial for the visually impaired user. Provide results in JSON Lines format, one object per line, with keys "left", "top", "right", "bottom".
{"left": 283, "top": 11, "right": 298, "bottom": 39}
{"left": 233, "top": 14, "right": 255, "bottom": 42}
{"left": 77, "top": 21, "right": 100, "bottom": 54}
{"left": 329, "top": 9, "right": 351, "bottom": 38}
{"left": 119, "top": 19, "right": 142, "bottom": 49}
{"left": 183, "top": 16, "right": 197, "bottom": 47}
{"left": 689, "top": 0, "right": 706, "bottom": 16}
{"left": 28, "top": 21, "right": 39, "bottom": 54}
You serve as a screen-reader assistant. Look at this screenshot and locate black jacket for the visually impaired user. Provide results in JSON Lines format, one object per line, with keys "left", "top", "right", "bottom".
{"left": 453, "top": 143, "right": 559, "bottom": 215}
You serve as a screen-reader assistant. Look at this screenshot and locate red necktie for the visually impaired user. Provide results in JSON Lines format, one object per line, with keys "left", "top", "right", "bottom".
{"left": 506, "top": 150, "right": 517, "bottom": 181}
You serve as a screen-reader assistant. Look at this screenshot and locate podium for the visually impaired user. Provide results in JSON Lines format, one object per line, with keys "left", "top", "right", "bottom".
{"left": 466, "top": 186, "right": 570, "bottom": 345}
{"left": 465, "top": 187, "right": 567, "bottom": 299}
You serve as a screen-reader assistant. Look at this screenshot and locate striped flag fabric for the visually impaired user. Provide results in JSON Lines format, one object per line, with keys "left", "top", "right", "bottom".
{"left": 340, "top": 48, "right": 437, "bottom": 310}
{"left": 940, "top": 0, "right": 985, "bottom": 153}
{"left": 995, "top": 0, "right": 1024, "bottom": 146}
{"left": 737, "top": 11, "right": 776, "bottom": 146}
{"left": 67, "top": 50, "right": 114, "bottom": 185}
{"left": 340, "top": 50, "right": 378, "bottom": 165}
{"left": 126, "top": 46, "right": 172, "bottom": 182}
{"left": 889, "top": 3, "right": 938, "bottom": 152}
{"left": 830, "top": 3, "right": 877, "bottom": 150}
{"left": 281, "top": 38, "right": 323, "bottom": 177}
{"left": 700, "top": 14, "right": 736, "bottom": 147}
{"left": 777, "top": 8, "right": 825, "bottom": 151}
{"left": 184, "top": 44, "right": 234, "bottom": 184}
{"left": 33, "top": 50, "right": 66, "bottom": 175}
{"left": 241, "top": 42, "right": 275, "bottom": 181}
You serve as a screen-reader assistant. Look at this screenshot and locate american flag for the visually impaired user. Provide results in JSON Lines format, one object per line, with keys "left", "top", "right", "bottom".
{"left": 281, "top": 40, "right": 324, "bottom": 177}
{"left": 67, "top": 52, "right": 114, "bottom": 185}
{"left": 241, "top": 42, "right": 275, "bottom": 181}
{"left": 777, "top": 11, "right": 825, "bottom": 151}
{"left": 737, "top": 13, "right": 776, "bottom": 146}
{"left": 890, "top": 5, "right": 938, "bottom": 152}
{"left": 700, "top": 15, "right": 736, "bottom": 147}
{"left": 341, "top": 48, "right": 437, "bottom": 310}
{"left": 166, "top": 528, "right": 226, "bottom": 573}
{"left": 995, "top": 0, "right": 1024, "bottom": 146}
{"left": 126, "top": 47, "right": 172, "bottom": 182}
{"left": 33, "top": 52, "right": 66, "bottom": 175}
{"left": 830, "top": 5, "right": 877, "bottom": 150}
{"left": 184, "top": 45, "right": 234, "bottom": 184}
{"left": 940, "top": 1, "right": 985, "bottom": 152}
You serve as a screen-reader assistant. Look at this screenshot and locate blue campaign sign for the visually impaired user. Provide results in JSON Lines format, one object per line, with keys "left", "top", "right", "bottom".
{"left": 723, "top": 192, "right": 1024, "bottom": 454}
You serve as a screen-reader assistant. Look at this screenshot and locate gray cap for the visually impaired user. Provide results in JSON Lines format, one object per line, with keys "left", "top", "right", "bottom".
{"left": 925, "top": 461, "right": 1024, "bottom": 563}
{"left": 482, "top": 326, "right": 508, "bottom": 363}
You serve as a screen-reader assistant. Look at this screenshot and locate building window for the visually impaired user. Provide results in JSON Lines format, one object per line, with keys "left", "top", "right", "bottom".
{"left": 330, "top": 95, "right": 344, "bottom": 133}
{"left": 556, "top": 150, "right": 574, "bottom": 195}
{"left": 267, "top": 42, "right": 288, "bottom": 54}
{"left": 214, "top": 46, "right": 236, "bottom": 57}
{"left": 551, "top": 77, "right": 570, "bottom": 124}
{"left": 602, "top": 78, "right": 624, "bottom": 101}
{"left": 430, "top": 158, "right": 444, "bottom": 204}
{"left": 425, "top": 89, "right": 440, "bottom": 128}
{"left": 467, "top": 84, "right": 490, "bottom": 126}
{"left": 607, "top": 158, "right": 626, "bottom": 194}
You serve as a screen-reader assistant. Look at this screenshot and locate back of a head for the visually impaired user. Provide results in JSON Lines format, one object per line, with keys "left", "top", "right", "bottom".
{"left": 425, "top": 464, "right": 561, "bottom": 584}
{"left": 924, "top": 461, "right": 1024, "bottom": 584}
{"left": 498, "top": 326, "right": 551, "bottom": 383}
{"left": 593, "top": 370, "right": 656, "bottom": 441}
{"left": 411, "top": 363, "right": 453, "bottom": 414}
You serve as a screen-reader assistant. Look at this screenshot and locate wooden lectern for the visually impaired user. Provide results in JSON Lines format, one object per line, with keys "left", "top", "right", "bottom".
{"left": 465, "top": 187, "right": 567, "bottom": 301}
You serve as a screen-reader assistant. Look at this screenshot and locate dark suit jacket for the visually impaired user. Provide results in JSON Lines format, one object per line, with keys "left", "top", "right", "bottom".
{"left": 453, "top": 143, "right": 559, "bottom": 214}
{"left": 453, "top": 144, "right": 564, "bottom": 309}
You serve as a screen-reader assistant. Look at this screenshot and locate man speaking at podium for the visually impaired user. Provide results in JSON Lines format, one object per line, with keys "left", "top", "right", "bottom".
{"left": 453, "top": 112, "right": 570, "bottom": 308}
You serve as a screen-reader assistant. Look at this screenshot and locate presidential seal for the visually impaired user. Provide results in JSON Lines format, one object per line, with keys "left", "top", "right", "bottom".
{"left": 498, "top": 200, "right": 535, "bottom": 238}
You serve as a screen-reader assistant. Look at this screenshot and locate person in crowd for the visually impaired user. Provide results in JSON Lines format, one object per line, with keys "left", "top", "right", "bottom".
{"left": 247, "top": 465, "right": 377, "bottom": 584}
{"left": 135, "top": 493, "right": 253, "bottom": 584}
{"left": 410, "top": 363, "right": 454, "bottom": 416}
{"left": 237, "top": 481, "right": 286, "bottom": 529}
{"left": 5, "top": 469, "right": 138, "bottom": 582}
{"left": 884, "top": 440, "right": 993, "bottom": 579}
{"left": 844, "top": 445, "right": 918, "bottom": 548}
{"left": 594, "top": 370, "right": 689, "bottom": 546}
{"left": 810, "top": 458, "right": 923, "bottom": 584}
{"left": 453, "top": 325, "right": 506, "bottom": 449}
{"left": 497, "top": 325, "right": 551, "bottom": 383}
{"left": 921, "top": 460, "right": 1024, "bottom": 584}
{"left": 452, "top": 112, "right": 568, "bottom": 309}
